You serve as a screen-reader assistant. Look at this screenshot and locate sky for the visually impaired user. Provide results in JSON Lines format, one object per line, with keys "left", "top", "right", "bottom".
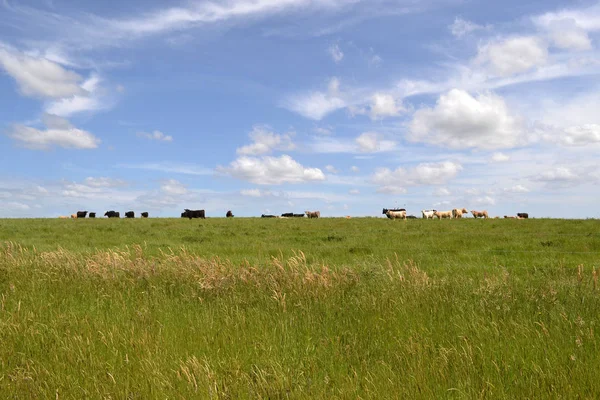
{"left": 1, "top": 0, "right": 600, "bottom": 218}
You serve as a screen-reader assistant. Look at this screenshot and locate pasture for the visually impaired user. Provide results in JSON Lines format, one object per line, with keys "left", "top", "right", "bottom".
{"left": 0, "top": 217, "right": 599, "bottom": 398}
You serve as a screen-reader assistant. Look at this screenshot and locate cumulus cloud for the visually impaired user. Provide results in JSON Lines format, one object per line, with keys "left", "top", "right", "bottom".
{"left": 561, "top": 124, "right": 600, "bottom": 146}
{"left": 544, "top": 19, "right": 592, "bottom": 51}
{"left": 8, "top": 114, "right": 100, "bottom": 150}
{"left": 137, "top": 130, "right": 173, "bottom": 142}
{"left": 490, "top": 152, "right": 510, "bottom": 162}
{"left": 350, "top": 166, "right": 360, "bottom": 173}
{"left": 236, "top": 125, "right": 295, "bottom": 155}
{"left": 450, "top": 17, "right": 485, "bottom": 37}
{"left": 473, "top": 196, "right": 496, "bottom": 206}
{"left": 534, "top": 166, "right": 583, "bottom": 186}
{"left": 355, "top": 132, "right": 396, "bottom": 153}
{"left": 0, "top": 45, "right": 84, "bottom": 98}
{"left": 328, "top": 43, "right": 344, "bottom": 63}
{"left": 372, "top": 161, "right": 462, "bottom": 193}
{"left": 475, "top": 36, "right": 548, "bottom": 77}
{"left": 408, "top": 89, "right": 525, "bottom": 150}
{"left": 282, "top": 77, "right": 346, "bottom": 120}
{"left": 218, "top": 155, "right": 325, "bottom": 185}
{"left": 369, "top": 93, "right": 404, "bottom": 120}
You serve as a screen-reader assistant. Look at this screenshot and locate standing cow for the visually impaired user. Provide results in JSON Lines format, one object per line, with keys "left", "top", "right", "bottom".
{"left": 305, "top": 211, "right": 320, "bottom": 219}
{"left": 141, "top": 212, "right": 149, "bottom": 218}
{"left": 76, "top": 211, "right": 88, "bottom": 218}
{"left": 183, "top": 209, "right": 205, "bottom": 219}
{"left": 226, "top": 210, "right": 234, "bottom": 218}
{"left": 125, "top": 211, "right": 135, "bottom": 218}
{"left": 104, "top": 211, "right": 120, "bottom": 218}
{"left": 89, "top": 212, "right": 96, "bottom": 218}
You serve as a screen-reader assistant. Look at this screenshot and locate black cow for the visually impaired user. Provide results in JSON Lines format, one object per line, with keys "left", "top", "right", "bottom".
{"left": 183, "top": 209, "right": 205, "bottom": 219}
{"left": 125, "top": 211, "right": 135, "bottom": 218}
{"left": 382, "top": 208, "right": 405, "bottom": 215}
{"left": 281, "top": 213, "right": 294, "bottom": 217}
{"left": 226, "top": 210, "right": 234, "bottom": 218}
{"left": 181, "top": 212, "right": 186, "bottom": 218}
{"left": 517, "top": 213, "right": 529, "bottom": 219}
{"left": 104, "top": 211, "right": 120, "bottom": 218}
{"left": 261, "top": 214, "right": 277, "bottom": 218}
{"left": 293, "top": 213, "right": 305, "bottom": 218}
{"left": 407, "top": 215, "right": 418, "bottom": 219}
{"left": 76, "top": 211, "right": 88, "bottom": 218}
{"left": 89, "top": 212, "right": 96, "bottom": 218}
{"left": 141, "top": 212, "right": 149, "bottom": 218}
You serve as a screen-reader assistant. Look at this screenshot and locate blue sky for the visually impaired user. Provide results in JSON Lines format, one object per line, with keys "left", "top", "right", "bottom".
{"left": 1, "top": 0, "right": 600, "bottom": 218}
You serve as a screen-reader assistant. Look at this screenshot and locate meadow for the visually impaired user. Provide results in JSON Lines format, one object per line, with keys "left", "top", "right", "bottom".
{"left": 0, "top": 217, "right": 599, "bottom": 398}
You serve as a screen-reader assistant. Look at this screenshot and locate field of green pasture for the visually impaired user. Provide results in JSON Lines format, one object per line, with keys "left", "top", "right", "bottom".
{"left": 0, "top": 217, "right": 599, "bottom": 398}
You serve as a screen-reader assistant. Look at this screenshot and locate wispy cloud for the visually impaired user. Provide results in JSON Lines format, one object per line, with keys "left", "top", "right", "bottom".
{"left": 118, "top": 162, "right": 212, "bottom": 175}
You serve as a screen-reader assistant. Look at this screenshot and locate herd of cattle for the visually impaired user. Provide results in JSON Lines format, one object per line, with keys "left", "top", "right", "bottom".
{"left": 59, "top": 208, "right": 529, "bottom": 220}
{"left": 383, "top": 208, "right": 529, "bottom": 220}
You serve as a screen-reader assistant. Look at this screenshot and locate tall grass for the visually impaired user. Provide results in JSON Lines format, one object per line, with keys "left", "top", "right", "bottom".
{"left": 0, "top": 219, "right": 599, "bottom": 397}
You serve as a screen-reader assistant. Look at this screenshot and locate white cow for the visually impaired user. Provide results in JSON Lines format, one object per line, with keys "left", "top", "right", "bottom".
{"left": 422, "top": 210, "right": 436, "bottom": 219}
{"left": 386, "top": 210, "right": 406, "bottom": 220}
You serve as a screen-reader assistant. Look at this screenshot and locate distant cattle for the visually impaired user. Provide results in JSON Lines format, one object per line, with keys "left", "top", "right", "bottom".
{"left": 104, "top": 211, "right": 120, "bottom": 218}
{"left": 305, "top": 211, "right": 320, "bottom": 219}
{"left": 226, "top": 210, "right": 234, "bottom": 218}
{"left": 125, "top": 211, "right": 135, "bottom": 218}
{"left": 385, "top": 210, "right": 406, "bottom": 220}
{"left": 261, "top": 214, "right": 277, "bottom": 218}
{"left": 58, "top": 216, "right": 68, "bottom": 219}
{"left": 517, "top": 213, "right": 529, "bottom": 219}
{"left": 434, "top": 210, "right": 453, "bottom": 219}
{"left": 504, "top": 215, "right": 517, "bottom": 219}
{"left": 89, "top": 212, "right": 96, "bottom": 218}
{"left": 471, "top": 210, "right": 488, "bottom": 219}
{"left": 407, "top": 215, "right": 418, "bottom": 219}
{"left": 452, "top": 208, "right": 469, "bottom": 219}
{"left": 70, "top": 214, "right": 77, "bottom": 219}
{"left": 293, "top": 214, "right": 305, "bottom": 218}
{"left": 422, "top": 210, "right": 436, "bottom": 219}
{"left": 183, "top": 209, "right": 205, "bottom": 219}
{"left": 281, "top": 213, "right": 294, "bottom": 218}
{"left": 382, "top": 208, "right": 405, "bottom": 215}
{"left": 76, "top": 211, "right": 88, "bottom": 218}
{"left": 141, "top": 212, "right": 149, "bottom": 218}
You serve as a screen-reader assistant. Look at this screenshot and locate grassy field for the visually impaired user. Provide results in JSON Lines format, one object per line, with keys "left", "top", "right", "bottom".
{"left": 0, "top": 217, "right": 599, "bottom": 398}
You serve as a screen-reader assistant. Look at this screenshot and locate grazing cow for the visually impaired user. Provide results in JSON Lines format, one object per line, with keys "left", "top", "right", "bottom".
{"left": 261, "top": 214, "right": 277, "bottom": 218}
{"left": 141, "top": 212, "right": 149, "bottom": 218}
{"left": 293, "top": 213, "right": 305, "bottom": 218}
{"left": 422, "top": 210, "right": 436, "bottom": 219}
{"left": 125, "top": 211, "right": 135, "bottom": 218}
{"left": 59, "top": 216, "right": 68, "bottom": 219}
{"left": 226, "top": 210, "right": 234, "bottom": 218}
{"left": 89, "top": 212, "right": 96, "bottom": 218}
{"left": 471, "top": 210, "right": 488, "bottom": 219}
{"left": 517, "top": 213, "right": 529, "bottom": 219}
{"left": 407, "top": 215, "right": 417, "bottom": 219}
{"left": 70, "top": 214, "right": 77, "bottom": 219}
{"left": 385, "top": 210, "right": 406, "bottom": 220}
{"left": 104, "top": 211, "right": 120, "bottom": 218}
{"left": 452, "top": 208, "right": 469, "bottom": 219}
{"left": 305, "top": 211, "right": 321, "bottom": 219}
{"left": 434, "top": 210, "right": 453, "bottom": 219}
{"left": 382, "top": 208, "right": 405, "bottom": 215}
{"left": 183, "top": 209, "right": 205, "bottom": 219}
{"left": 76, "top": 211, "right": 88, "bottom": 218}
{"left": 281, "top": 213, "right": 294, "bottom": 218}
{"left": 504, "top": 215, "right": 517, "bottom": 219}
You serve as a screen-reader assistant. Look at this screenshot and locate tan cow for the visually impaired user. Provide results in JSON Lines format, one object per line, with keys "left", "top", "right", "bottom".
{"left": 452, "top": 208, "right": 469, "bottom": 219}
{"left": 58, "top": 216, "right": 69, "bottom": 219}
{"left": 305, "top": 211, "right": 321, "bottom": 219}
{"left": 434, "top": 210, "right": 453, "bottom": 219}
{"left": 471, "top": 210, "right": 488, "bottom": 219}
{"left": 70, "top": 214, "right": 77, "bottom": 219}
{"left": 385, "top": 210, "right": 406, "bottom": 220}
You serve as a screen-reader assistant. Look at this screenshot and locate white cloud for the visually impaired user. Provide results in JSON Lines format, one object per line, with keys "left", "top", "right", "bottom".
{"left": 0, "top": 44, "right": 84, "bottom": 98}
{"left": 473, "top": 196, "right": 496, "bottom": 206}
{"left": 314, "top": 126, "right": 332, "bottom": 135}
{"left": 433, "top": 187, "right": 451, "bottom": 197}
{"left": 8, "top": 114, "right": 100, "bottom": 150}
{"left": 240, "top": 188, "right": 271, "bottom": 197}
{"left": 236, "top": 125, "right": 295, "bottom": 155}
{"left": 450, "top": 17, "right": 485, "bottom": 38}
{"left": 355, "top": 132, "right": 396, "bottom": 153}
{"left": 534, "top": 166, "right": 582, "bottom": 185}
{"left": 350, "top": 166, "right": 360, "bottom": 173}
{"left": 161, "top": 179, "right": 188, "bottom": 195}
{"left": 490, "top": 152, "right": 510, "bottom": 162}
{"left": 408, "top": 89, "right": 525, "bottom": 150}
{"left": 349, "top": 189, "right": 360, "bottom": 195}
{"left": 137, "top": 130, "right": 173, "bottom": 142}
{"left": 325, "top": 165, "right": 339, "bottom": 173}
{"left": 83, "top": 177, "right": 127, "bottom": 188}
{"left": 44, "top": 75, "right": 108, "bottom": 117}
{"left": 372, "top": 161, "right": 462, "bottom": 193}
{"left": 369, "top": 93, "right": 404, "bottom": 120}
{"left": 475, "top": 36, "right": 548, "bottom": 77}
{"left": 503, "top": 184, "right": 529, "bottom": 193}
{"left": 218, "top": 154, "right": 325, "bottom": 185}
{"left": 328, "top": 43, "right": 344, "bottom": 63}
{"left": 545, "top": 19, "right": 592, "bottom": 51}
{"left": 119, "top": 162, "right": 211, "bottom": 175}
{"left": 533, "top": 5, "right": 600, "bottom": 32}
{"left": 561, "top": 124, "right": 600, "bottom": 146}
{"left": 282, "top": 77, "right": 346, "bottom": 120}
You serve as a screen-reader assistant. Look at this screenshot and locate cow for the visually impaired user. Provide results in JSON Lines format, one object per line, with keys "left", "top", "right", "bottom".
{"left": 104, "top": 211, "right": 120, "bottom": 218}
{"left": 504, "top": 215, "right": 517, "bottom": 219}
{"left": 226, "top": 211, "right": 234, "bottom": 218}
{"left": 89, "top": 212, "right": 96, "bottom": 218}
{"left": 70, "top": 214, "right": 77, "bottom": 219}
{"left": 58, "top": 216, "right": 68, "bottom": 219}
{"left": 305, "top": 211, "right": 321, "bottom": 219}
{"left": 434, "top": 210, "right": 453, "bottom": 219}
{"left": 471, "top": 210, "right": 488, "bottom": 219}
{"left": 517, "top": 213, "right": 529, "bottom": 219}
{"left": 181, "top": 212, "right": 186, "bottom": 218}
{"left": 452, "top": 208, "right": 469, "bottom": 219}
{"left": 183, "top": 209, "right": 205, "bottom": 219}
{"left": 385, "top": 210, "right": 406, "bottom": 220}
{"left": 141, "top": 212, "right": 149, "bottom": 218}
{"left": 293, "top": 214, "right": 305, "bottom": 218}
{"left": 422, "top": 210, "right": 436, "bottom": 219}
{"left": 125, "top": 211, "right": 135, "bottom": 218}
{"left": 261, "top": 214, "right": 277, "bottom": 218}
{"left": 407, "top": 215, "right": 418, "bottom": 219}
{"left": 76, "top": 211, "right": 88, "bottom": 218}
{"left": 281, "top": 213, "right": 294, "bottom": 218}
{"left": 382, "top": 208, "right": 405, "bottom": 215}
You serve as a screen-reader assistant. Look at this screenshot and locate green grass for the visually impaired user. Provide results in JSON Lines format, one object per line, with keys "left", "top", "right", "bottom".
{"left": 0, "top": 218, "right": 599, "bottom": 398}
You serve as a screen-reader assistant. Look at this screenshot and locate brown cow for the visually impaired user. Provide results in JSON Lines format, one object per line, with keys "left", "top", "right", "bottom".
{"left": 471, "top": 210, "right": 488, "bottom": 219}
